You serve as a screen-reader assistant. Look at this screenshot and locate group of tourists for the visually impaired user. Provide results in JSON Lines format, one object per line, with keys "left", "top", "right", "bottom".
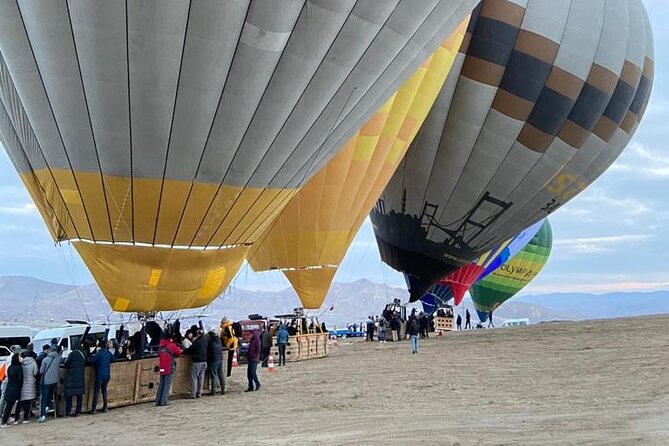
{"left": 0, "top": 315, "right": 295, "bottom": 428}
{"left": 156, "top": 317, "right": 292, "bottom": 406}
{"left": 1, "top": 337, "right": 114, "bottom": 428}
{"left": 357, "top": 309, "right": 433, "bottom": 355}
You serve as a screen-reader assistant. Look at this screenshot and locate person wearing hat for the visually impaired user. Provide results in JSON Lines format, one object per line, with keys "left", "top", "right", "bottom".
{"left": 206, "top": 328, "right": 225, "bottom": 395}
{"left": 220, "top": 317, "right": 238, "bottom": 378}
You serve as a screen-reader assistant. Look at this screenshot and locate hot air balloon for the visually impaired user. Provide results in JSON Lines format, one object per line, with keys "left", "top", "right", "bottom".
{"left": 418, "top": 219, "right": 542, "bottom": 310}
{"left": 0, "top": 0, "right": 478, "bottom": 312}
{"left": 470, "top": 219, "right": 553, "bottom": 322}
{"left": 371, "top": 0, "right": 654, "bottom": 302}
{"left": 248, "top": 18, "right": 470, "bottom": 309}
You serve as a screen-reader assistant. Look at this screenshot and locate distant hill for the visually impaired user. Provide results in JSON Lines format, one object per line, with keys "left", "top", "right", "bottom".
{"left": 0, "top": 276, "right": 667, "bottom": 328}
{"left": 515, "top": 291, "right": 669, "bottom": 320}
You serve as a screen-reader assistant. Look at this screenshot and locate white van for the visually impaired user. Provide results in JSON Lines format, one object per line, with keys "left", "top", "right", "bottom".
{"left": 500, "top": 318, "right": 530, "bottom": 328}
{"left": 32, "top": 323, "right": 108, "bottom": 360}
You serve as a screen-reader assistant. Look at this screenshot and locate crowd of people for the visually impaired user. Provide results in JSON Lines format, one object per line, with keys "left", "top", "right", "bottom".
{"left": 352, "top": 309, "right": 434, "bottom": 354}
{"left": 0, "top": 316, "right": 295, "bottom": 428}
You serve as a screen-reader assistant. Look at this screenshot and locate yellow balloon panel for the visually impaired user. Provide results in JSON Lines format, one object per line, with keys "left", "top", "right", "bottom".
{"left": 20, "top": 169, "right": 294, "bottom": 311}
{"left": 248, "top": 19, "right": 469, "bottom": 309}
{"left": 74, "top": 242, "right": 248, "bottom": 312}
{"left": 283, "top": 268, "right": 338, "bottom": 310}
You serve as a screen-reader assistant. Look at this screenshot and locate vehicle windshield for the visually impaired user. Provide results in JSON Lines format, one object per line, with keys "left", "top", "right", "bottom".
{"left": 32, "top": 338, "right": 57, "bottom": 352}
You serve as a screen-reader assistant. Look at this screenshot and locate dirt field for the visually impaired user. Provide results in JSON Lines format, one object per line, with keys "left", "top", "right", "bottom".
{"left": 4, "top": 315, "right": 669, "bottom": 445}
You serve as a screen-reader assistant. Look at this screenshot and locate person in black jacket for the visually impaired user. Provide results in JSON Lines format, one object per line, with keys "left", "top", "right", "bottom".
{"left": 207, "top": 330, "right": 225, "bottom": 395}
{"left": 64, "top": 345, "right": 86, "bottom": 417}
{"left": 1, "top": 354, "right": 23, "bottom": 427}
{"left": 184, "top": 329, "right": 207, "bottom": 398}
{"left": 408, "top": 317, "right": 420, "bottom": 354}
{"left": 260, "top": 327, "right": 273, "bottom": 367}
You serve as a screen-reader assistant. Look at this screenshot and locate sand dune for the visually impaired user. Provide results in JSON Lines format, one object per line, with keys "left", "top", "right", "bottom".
{"left": 4, "top": 315, "right": 668, "bottom": 445}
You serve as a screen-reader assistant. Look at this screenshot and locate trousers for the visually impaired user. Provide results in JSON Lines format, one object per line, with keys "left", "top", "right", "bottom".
{"left": 190, "top": 362, "right": 207, "bottom": 397}
{"left": 155, "top": 372, "right": 174, "bottom": 406}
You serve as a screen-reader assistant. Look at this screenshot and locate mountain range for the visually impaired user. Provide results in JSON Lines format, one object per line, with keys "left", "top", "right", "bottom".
{"left": 1, "top": 275, "right": 668, "bottom": 329}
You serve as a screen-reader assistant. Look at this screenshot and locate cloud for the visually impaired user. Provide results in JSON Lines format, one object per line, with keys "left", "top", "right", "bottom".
{"left": 609, "top": 143, "right": 669, "bottom": 178}
{"left": 553, "top": 234, "right": 653, "bottom": 254}
{"left": 0, "top": 203, "right": 37, "bottom": 215}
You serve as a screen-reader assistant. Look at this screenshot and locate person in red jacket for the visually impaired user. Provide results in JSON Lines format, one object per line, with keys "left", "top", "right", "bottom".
{"left": 155, "top": 333, "right": 183, "bottom": 407}
{"left": 245, "top": 330, "right": 261, "bottom": 392}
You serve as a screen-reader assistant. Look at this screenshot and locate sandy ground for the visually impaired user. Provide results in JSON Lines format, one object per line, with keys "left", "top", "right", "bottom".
{"left": 3, "top": 315, "right": 668, "bottom": 445}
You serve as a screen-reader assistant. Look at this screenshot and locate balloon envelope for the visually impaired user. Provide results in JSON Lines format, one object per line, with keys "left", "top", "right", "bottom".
{"left": 470, "top": 219, "right": 553, "bottom": 318}
{"left": 0, "top": 0, "right": 478, "bottom": 311}
{"left": 418, "top": 220, "right": 542, "bottom": 308}
{"left": 249, "top": 18, "right": 470, "bottom": 309}
{"left": 371, "top": 0, "right": 654, "bottom": 301}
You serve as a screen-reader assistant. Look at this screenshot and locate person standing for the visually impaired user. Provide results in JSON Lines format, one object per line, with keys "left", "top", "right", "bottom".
{"left": 378, "top": 316, "right": 387, "bottom": 343}
{"left": 156, "top": 333, "right": 183, "bottom": 407}
{"left": 184, "top": 329, "right": 207, "bottom": 399}
{"left": 488, "top": 311, "right": 494, "bottom": 328}
{"left": 1, "top": 354, "right": 23, "bottom": 428}
{"left": 456, "top": 314, "right": 462, "bottom": 331}
{"left": 277, "top": 324, "right": 289, "bottom": 366}
{"left": 181, "top": 330, "right": 194, "bottom": 350}
{"left": 207, "top": 329, "right": 225, "bottom": 395}
{"left": 22, "top": 343, "right": 37, "bottom": 360}
{"left": 260, "top": 326, "right": 273, "bottom": 367}
{"left": 465, "top": 309, "right": 471, "bottom": 330}
{"left": 17, "top": 353, "right": 37, "bottom": 423}
{"left": 408, "top": 317, "right": 420, "bottom": 354}
{"left": 64, "top": 345, "right": 86, "bottom": 417}
{"left": 366, "top": 317, "right": 375, "bottom": 342}
{"left": 220, "top": 317, "right": 238, "bottom": 378}
{"left": 390, "top": 316, "right": 400, "bottom": 342}
{"left": 37, "top": 344, "right": 61, "bottom": 423}
{"left": 245, "top": 330, "right": 261, "bottom": 392}
{"left": 88, "top": 340, "right": 114, "bottom": 413}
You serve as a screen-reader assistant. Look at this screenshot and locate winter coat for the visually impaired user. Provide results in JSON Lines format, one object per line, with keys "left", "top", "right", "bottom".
{"left": 40, "top": 351, "right": 61, "bottom": 386}
{"left": 390, "top": 318, "right": 401, "bottom": 331}
{"left": 184, "top": 335, "right": 207, "bottom": 363}
{"left": 88, "top": 348, "right": 114, "bottom": 382}
{"left": 64, "top": 348, "right": 86, "bottom": 397}
{"left": 20, "top": 356, "right": 38, "bottom": 401}
{"left": 379, "top": 318, "right": 387, "bottom": 333}
{"left": 277, "top": 327, "right": 289, "bottom": 345}
{"left": 158, "top": 339, "right": 183, "bottom": 376}
{"left": 247, "top": 331, "right": 261, "bottom": 363}
{"left": 4, "top": 364, "right": 23, "bottom": 401}
{"left": 261, "top": 330, "right": 273, "bottom": 349}
{"left": 408, "top": 319, "right": 420, "bottom": 336}
{"left": 207, "top": 334, "right": 223, "bottom": 363}
{"left": 220, "top": 321, "right": 238, "bottom": 351}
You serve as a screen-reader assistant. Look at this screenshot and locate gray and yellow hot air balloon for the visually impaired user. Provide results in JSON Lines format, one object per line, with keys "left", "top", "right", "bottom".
{"left": 371, "top": 0, "right": 655, "bottom": 301}
{"left": 0, "top": 0, "right": 478, "bottom": 311}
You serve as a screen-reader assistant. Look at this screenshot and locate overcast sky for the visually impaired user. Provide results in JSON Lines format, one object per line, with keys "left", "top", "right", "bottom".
{"left": 1, "top": 0, "right": 667, "bottom": 297}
